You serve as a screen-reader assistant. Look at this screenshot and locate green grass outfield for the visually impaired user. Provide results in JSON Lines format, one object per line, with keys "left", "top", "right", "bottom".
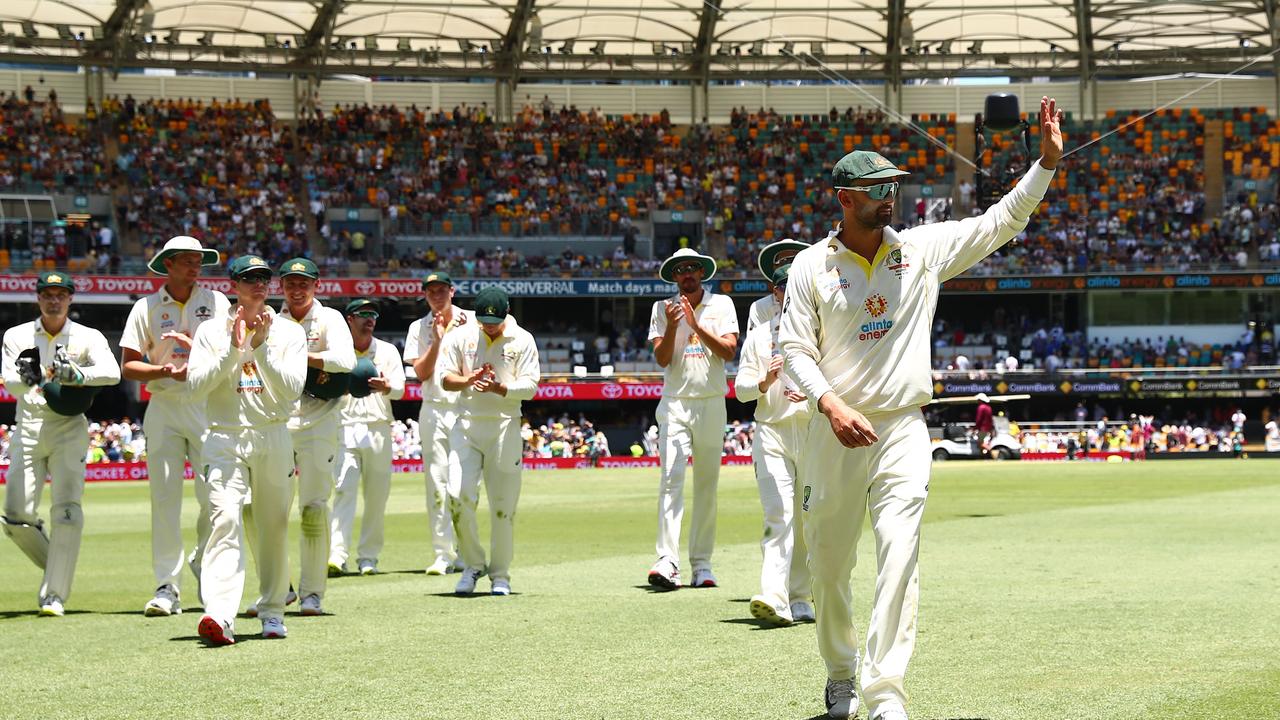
{"left": 2, "top": 460, "right": 1277, "bottom": 720}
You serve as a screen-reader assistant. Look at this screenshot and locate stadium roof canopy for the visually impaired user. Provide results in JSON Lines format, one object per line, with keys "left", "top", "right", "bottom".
{"left": 0, "top": 1, "right": 1275, "bottom": 83}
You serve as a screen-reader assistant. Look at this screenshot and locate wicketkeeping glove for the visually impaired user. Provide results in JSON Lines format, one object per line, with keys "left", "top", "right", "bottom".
{"left": 51, "top": 345, "right": 86, "bottom": 386}
{"left": 15, "top": 348, "right": 43, "bottom": 387}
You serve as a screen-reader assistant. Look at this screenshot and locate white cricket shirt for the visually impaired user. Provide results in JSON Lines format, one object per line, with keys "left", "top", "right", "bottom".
{"left": 439, "top": 316, "right": 540, "bottom": 419}
{"left": 648, "top": 290, "right": 739, "bottom": 399}
{"left": 1, "top": 318, "right": 121, "bottom": 425}
{"left": 403, "top": 304, "right": 475, "bottom": 405}
{"left": 746, "top": 294, "right": 778, "bottom": 332}
{"left": 186, "top": 308, "right": 308, "bottom": 430}
{"left": 734, "top": 315, "right": 811, "bottom": 425}
{"left": 779, "top": 162, "right": 1055, "bottom": 413}
{"left": 278, "top": 301, "right": 357, "bottom": 430}
{"left": 119, "top": 285, "right": 230, "bottom": 398}
{"left": 339, "top": 338, "right": 406, "bottom": 426}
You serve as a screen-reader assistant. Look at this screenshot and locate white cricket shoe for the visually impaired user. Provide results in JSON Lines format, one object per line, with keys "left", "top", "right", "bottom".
{"left": 244, "top": 586, "right": 298, "bottom": 618}
{"left": 261, "top": 617, "right": 288, "bottom": 639}
{"left": 691, "top": 567, "right": 718, "bottom": 588}
{"left": 357, "top": 559, "right": 378, "bottom": 576}
{"left": 454, "top": 567, "right": 484, "bottom": 595}
{"left": 646, "top": 557, "right": 681, "bottom": 591}
{"left": 871, "top": 708, "right": 907, "bottom": 720}
{"left": 791, "top": 600, "right": 816, "bottom": 623}
{"left": 327, "top": 561, "right": 346, "bottom": 578}
{"left": 300, "top": 593, "right": 323, "bottom": 616}
{"left": 749, "top": 595, "right": 794, "bottom": 626}
{"left": 38, "top": 595, "right": 65, "bottom": 617}
{"left": 825, "top": 678, "right": 859, "bottom": 719}
{"left": 490, "top": 579, "right": 511, "bottom": 596}
{"left": 144, "top": 584, "right": 182, "bottom": 617}
{"left": 197, "top": 614, "right": 235, "bottom": 646}
{"left": 425, "top": 558, "right": 450, "bottom": 576}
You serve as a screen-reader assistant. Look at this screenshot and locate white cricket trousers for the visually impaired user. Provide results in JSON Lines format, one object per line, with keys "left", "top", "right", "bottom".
{"left": 752, "top": 416, "right": 812, "bottom": 609}
{"left": 655, "top": 395, "right": 725, "bottom": 571}
{"left": 201, "top": 424, "right": 295, "bottom": 625}
{"left": 419, "top": 402, "right": 460, "bottom": 566}
{"left": 144, "top": 395, "right": 211, "bottom": 592}
{"left": 291, "top": 415, "right": 338, "bottom": 600}
{"left": 3, "top": 414, "right": 87, "bottom": 605}
{"left": 329, "top": 422, "right": 393, "bottom": 567}
{"left": 453, "top": 414, "right": 522, "bottom": 582}
{"left": 802, "top": 407, "right": 930, "bottom": 719}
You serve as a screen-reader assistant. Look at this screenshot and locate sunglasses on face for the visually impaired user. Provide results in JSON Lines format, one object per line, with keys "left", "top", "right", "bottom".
{"left": 353, "top": 311, "right": 379, "bottom": 319}
{"left": 673, "top": 263, "right": 703, "bottom": 275}
{"left": 837, "top": 181, "right": 899, "bottom": 201}
{"left": 238, "top": 273, "right": 271, "bottom": 285}
{"left": 774, "top": 280, "right": 788, "bottom": 291}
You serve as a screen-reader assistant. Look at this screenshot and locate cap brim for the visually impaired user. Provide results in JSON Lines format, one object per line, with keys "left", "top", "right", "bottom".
{"left": 346, "top": 301, "right": 378, "bottom": 315}
{"left": 658, "top": 255, "right": 716, "bottom": 283}
{"left": 756, "top": 241, "right": 808, "bottom": 279}
{"left": 148, "top": 248, "right": 221, "bottom": 275}
{"left": 476, "top": 313, "right": 505, "bottom": 324}
{"left": 858, "top": 168, "right": 912, "bottom": 180}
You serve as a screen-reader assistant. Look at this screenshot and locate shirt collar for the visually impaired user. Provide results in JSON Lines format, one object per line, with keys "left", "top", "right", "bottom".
{"left": 825, "top": 224, "right": 896, "bottom": 280}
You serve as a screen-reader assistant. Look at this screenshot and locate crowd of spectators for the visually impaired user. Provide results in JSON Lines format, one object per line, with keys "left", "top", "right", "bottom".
{"left": 1016, "top": 407, "right": 1274, "bottom": 456}
{"left": 933, "top": 317, "right": 1275, "bottom": 373}
{"left": 9, "top": 93, "right": 1280, "bottom": 279}
{"left": 110, "top": 96, "right": 307, "bottom": 269}
{"left": 0, "top": 418, "right": 144, "bottom": 465}
{"left": 0, "top": 87, "right": 108, "bottom": 196}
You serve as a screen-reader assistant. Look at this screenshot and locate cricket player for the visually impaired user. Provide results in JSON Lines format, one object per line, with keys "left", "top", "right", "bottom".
{"left": 329, "top": 299, "right": 405, "bottom": 576}
{"left": 439, "top": 287, "right": 540, "bottom": 596}
{"left": 748, "top": 240, "right": 808, "bottom": 332}
{"left": 734, "top": 263, "right": 813, "bottom": 626}
{"left": 1265, "top": 417, "right": 1279, "bottom": 452}
{"left": 403, "top": 271, "right": 474, "bottom": 575}
{"left": 121, "top": 236, "right": 230, "bottom": 616}
{"left": 2, "top": 271, "right": 120, "bottom": 616}
{"left": 778, "top": 97, "right": 1063, "bottom": 720}
{"left": 186, "top": 255, "right": 307, "bottom": 644}
{"left": 647, "top": 247, "right": 739, "bottom": 590}
{"left": 277, "top": 257, "right": 356, "bottom": 615}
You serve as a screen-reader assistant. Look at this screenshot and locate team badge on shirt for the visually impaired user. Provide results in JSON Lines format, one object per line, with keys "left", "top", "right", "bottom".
{"left": 195, "top": 305, "right": 213, "bottom": 321}
{"left": 886, "top": 245, "right": 909, "bottom": 278}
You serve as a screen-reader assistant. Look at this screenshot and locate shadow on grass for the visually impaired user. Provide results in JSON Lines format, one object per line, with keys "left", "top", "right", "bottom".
{"left": 0, "top": 609, "right": 92, "bottom": 620}
{"left": 425, "top": 592, "right": 521, "bottom": 599}
{"left": 631, "top": 584, "right": 678, "bottom": 594}
{"left": 720, "top": 617, "right": 800, "bottom": 631}
{"left": 168, "top": 634, "right": 269, "bottom": 646}
{"left": 800, "top": 716, "right": 989, "bottom": 720}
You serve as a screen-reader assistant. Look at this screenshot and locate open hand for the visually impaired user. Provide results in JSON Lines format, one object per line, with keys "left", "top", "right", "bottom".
{"left": 249, "top": 311, "right": 272, "bottom": 349}
{"left": 161, "top": 331, "right": 193, "bottom": 350}
{"left": 678, "top": 296, "right": 698, "bottom": 329}
{"left": 664, "top": 299, "right": 684, "bottom": 326}
{"left": 1040, "top": 96, "right": 1064, "bottom": 169}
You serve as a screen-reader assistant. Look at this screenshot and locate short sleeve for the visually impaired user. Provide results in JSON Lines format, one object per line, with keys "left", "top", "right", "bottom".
{"left": 119, "top": 298, "right": 149, "bottom": 354}
{"left": 648, "top": 300, "right": 667, "bottom": 342}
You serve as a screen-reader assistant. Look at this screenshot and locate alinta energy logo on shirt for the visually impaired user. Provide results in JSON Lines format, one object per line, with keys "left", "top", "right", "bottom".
{"left": 859, "top": 293, "right": 892, "bottom": 341}
{"left": 238, "top": 362, "right": 264, "bottom": 394}
{"left": 683, "top": 334, "right": 707, "bottom": 359}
